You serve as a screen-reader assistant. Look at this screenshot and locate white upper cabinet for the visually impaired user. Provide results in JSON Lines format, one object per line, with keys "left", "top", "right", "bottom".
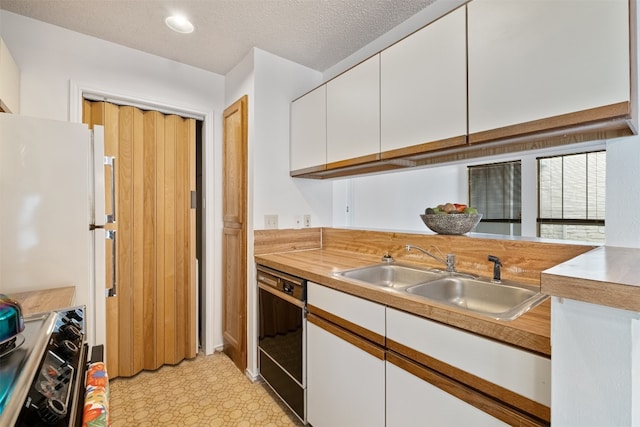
{"left": 290, "top": 85, "right": 326, "bottom": 173}
{"left": 381, "top": 6, "right": 467, "bottom": 155}
{"left": 0, "top": 37, "right": 21, "bottom": 114}
{"left": 468, "top": 0, "right": 630, "bottom": 140}
{"left": 326, "top": 55, "right": 380, "bottom": 165}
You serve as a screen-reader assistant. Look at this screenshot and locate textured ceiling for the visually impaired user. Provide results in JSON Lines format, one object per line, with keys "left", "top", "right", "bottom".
{"left": 0, "top": 0, "right": 437, "bottom": 75}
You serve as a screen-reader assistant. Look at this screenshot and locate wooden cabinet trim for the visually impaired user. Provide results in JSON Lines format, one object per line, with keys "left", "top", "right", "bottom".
{"left": 307, "top": 304, "right": 385, "bottom": 347}
{"left": 469, "top": 102, "right": 630, "bottom": 145}
{"left": 380, "top": 135, "right": 467, "bottom": 160}
{"left": 541, "top": 273, "right": 640, "bottom": 313}
{"left": 307, "top": 313, "right": 385, "bottom": 360}
{"left": 387, "top": 338, "right": 550, "bottom": 423}
{"left": 386, "top": 351, "right": 548, "bottom": 427}
{"left": 293, "top": 160, "right": 409, "bottom": 179}
{"left": 326, "top": 152, "right": 380, "bottom": 170}
{"left": 289, "top": 163, "right": 326, "bottom": 177}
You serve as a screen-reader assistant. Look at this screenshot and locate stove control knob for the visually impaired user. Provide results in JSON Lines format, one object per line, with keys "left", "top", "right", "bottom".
{"left": 37, "top": 397, "right": 67, "bottom": 424}
{"left": 60, "top": 323, "right": 82, "bottom": 342}
{"left": 59, "top": 339, "right": 79, "bottom": 358}
{"left": 65, "top": 309, "right": 83, "bottom": 322}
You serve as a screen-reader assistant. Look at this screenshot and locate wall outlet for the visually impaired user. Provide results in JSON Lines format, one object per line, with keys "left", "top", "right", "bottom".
{"left": 294, "top": 215, "right": 303, "bottom": 229}
{"left": 264, "top": 214, "right": 278, "bottom": 229}
{"left": 304, "top": 214, "right": 311, "bottom": 228}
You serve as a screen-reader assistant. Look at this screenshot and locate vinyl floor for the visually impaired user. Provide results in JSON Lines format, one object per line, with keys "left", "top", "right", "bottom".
{"left": 109, "top": 351, "right": 304, "bottom": 426}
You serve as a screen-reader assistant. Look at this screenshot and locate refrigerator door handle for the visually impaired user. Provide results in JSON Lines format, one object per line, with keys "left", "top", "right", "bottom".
{"left": 106, "top": 230, "right": 117, "bottom": 297}
{"left": 104, "top": 156, "right": 116, "bottom": 224}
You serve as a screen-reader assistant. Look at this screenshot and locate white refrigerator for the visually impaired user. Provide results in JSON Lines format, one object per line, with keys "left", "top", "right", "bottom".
{"left": 0, "top": 113, "right": 111, "bottom": 349}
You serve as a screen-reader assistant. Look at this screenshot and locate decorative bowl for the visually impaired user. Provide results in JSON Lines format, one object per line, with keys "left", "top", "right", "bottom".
{"left": 419, "top": 213, "right": 483, "bottom": 235}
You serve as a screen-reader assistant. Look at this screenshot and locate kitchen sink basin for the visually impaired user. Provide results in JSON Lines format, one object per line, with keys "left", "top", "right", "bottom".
{"left": 335, "top": 264, "right": 446, "bottom": 289}
{"left": 405, "top": 277, "right": 548, "bottom": 320}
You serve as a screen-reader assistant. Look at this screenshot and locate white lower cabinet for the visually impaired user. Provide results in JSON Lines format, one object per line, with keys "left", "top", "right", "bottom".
{"left": 306, "top": 282, "right": 385, "bottom": 427}
{"left": 386, "top": 308, "right": 550, "bottom": 408}
{"left": 305, "top": 286, "right": 549, "bottom": 426}
{"left": 386, "top": 308, "right": 550, "bottom": 426}
{"left": 307, "top": 321, "right": 385, "bottom": 427}
{"left": 386, "top": 360, "right": 508, "bottom": 427}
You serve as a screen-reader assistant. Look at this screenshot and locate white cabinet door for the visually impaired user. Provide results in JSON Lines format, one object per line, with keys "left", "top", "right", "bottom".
{"left": 386, "top": 308, "right": 551, "bottom": 408}
{"left": 307, "top": 321, "right": 385, "bottom": 427}
{"left": 468, "top": 0, "right": 630, "bottom": 137}
{"left": 290, "top": 85, "right": 326, "bottom": 172}
{"left": 326, "top": 55, "right": 380, "bottom": 165}
{"left": 381, "top": 6, "right": 466, "bottom": 154}
{"left": 307, "top": 282, "right": 386, "bottom": 427}
{"left": 386, "top": 361, "right": 508, "bottom": 427}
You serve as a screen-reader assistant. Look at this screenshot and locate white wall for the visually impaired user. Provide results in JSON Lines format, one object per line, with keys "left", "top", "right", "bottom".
{"left": 333, "top": 164, "right": 464, "bottom": 231}
{"left": 551, "top": 298, "right": 640, "bottom": 426}
{"left": 0, "top": 10, "right": 225, "bottom": 355}
{"left": 606, "top": 135, "right": 640, "bottom": 247}
{"left": 547, "top": 128, "right": 640, "bottom": 427}
{"left": 223, "top": 50, "right": 256, "bottom": 367}
{"left": 332, "top": 141, "right": 605, "bottom": 234}
{"left": 0, "top": 11, "right": 223, "bottom": 122}
{"left": 253, "top": 48, "right": 332, "bottom": 230}
{"left": 225, "top": 47, "right": 333, "bottom": 378}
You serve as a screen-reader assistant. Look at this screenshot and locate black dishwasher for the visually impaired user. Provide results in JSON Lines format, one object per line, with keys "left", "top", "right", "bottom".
{"left": 257, "top": 265, "right": 307, "bottom": 424}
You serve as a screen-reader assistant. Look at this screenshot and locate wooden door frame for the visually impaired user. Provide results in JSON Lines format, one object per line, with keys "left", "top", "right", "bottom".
{"left": 70, "top": 81, "right": 219, "bottom": 355}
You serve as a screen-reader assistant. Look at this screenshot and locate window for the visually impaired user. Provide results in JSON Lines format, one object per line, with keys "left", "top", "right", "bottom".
{"left": 468, "top": 161, "right": 521, "bottom": 235}
{"left": 537, "top": 151, "right": 605, "bottom": 243}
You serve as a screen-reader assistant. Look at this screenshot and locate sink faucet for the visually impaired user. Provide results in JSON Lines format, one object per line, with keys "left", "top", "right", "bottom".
{"left": 405, "top": 244, "right": 456, "bottom": 273}
{"left": 488, "top": 255, "right": 502, "bottom": 283}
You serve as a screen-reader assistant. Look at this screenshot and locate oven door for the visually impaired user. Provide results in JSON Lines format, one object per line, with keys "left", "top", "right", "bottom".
{"left": 258, "top": 284, "right": 305, "bottom": 422}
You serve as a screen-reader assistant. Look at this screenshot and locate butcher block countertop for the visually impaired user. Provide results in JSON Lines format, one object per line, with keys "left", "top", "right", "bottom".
{"left": 256, "top": 248, "right": 552, "bottom": 357}
{"left": 10, "top": 286, "right": 75, "bottom": 315}
{"left": 542, "top": 246, "right": 640, "bottom": 312}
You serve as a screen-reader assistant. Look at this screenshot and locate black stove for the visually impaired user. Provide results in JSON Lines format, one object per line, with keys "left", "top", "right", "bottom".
{"left": 0, "top": 306, "right": 89, "bottom": 427}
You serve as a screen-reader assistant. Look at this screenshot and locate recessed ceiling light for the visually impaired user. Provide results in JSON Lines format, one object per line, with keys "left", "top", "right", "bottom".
{"left": 165, "top": 15, "right": 194, "bottom": 34}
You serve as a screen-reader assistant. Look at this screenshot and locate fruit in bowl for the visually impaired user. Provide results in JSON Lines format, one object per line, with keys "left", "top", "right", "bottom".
{"left": 421, "top": 203, "right": 482, "bottom": 234}
{"left": 425, "top": 203, "right": 477, "bottom": 215}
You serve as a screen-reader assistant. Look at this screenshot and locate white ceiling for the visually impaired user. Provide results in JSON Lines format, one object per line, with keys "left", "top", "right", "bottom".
{"left": 0, "top": 0, "right": 437, "bottom": 75}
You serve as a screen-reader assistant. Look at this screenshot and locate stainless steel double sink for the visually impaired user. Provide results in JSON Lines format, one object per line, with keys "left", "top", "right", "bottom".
{"left": 334, "top": 263, "right": 548, "bottom": 321}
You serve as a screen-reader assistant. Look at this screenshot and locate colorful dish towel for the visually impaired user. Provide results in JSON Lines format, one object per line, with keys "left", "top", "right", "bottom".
{"left": 82, "top": 362, "right": 110, "bottom": 427}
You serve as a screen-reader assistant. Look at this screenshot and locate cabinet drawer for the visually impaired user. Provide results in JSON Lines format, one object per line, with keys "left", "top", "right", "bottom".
{"left": 307, "top": 282, "right": 385, "bottom": 338}
{"left": 387, "top": 308, "right": 550, "bottom": 412}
